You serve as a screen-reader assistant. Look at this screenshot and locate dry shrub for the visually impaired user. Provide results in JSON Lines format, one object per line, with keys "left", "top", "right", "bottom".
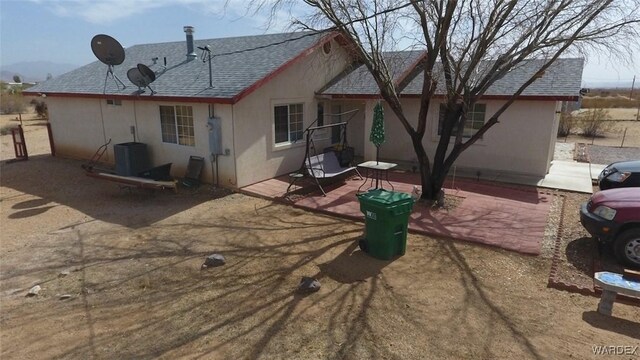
{"left": 30, "top": 99, "right": 48, "bottom": 118}
{"left": 578, "top": 109, "right": 612, "bottom": 137}
{"left": 582, "top": 96, "right": 637, "bottom": 108}
{"left": 0, "top": 124, "right": 13, "bottom": 135}
{"left": 0, "top": 93, "right": 27, "bottom": 114}
{"left": 557, "top": 112, "right": 576, "bottom": 137}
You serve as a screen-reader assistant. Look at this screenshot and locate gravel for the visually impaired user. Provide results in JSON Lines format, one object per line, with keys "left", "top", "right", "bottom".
{"left": 586, "top": 144, "right": 640, "bottom": 165}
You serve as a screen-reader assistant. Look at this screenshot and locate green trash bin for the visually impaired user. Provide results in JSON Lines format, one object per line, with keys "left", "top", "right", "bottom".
{"left": 357, "top": 189, "right": 415, "bottom": 260}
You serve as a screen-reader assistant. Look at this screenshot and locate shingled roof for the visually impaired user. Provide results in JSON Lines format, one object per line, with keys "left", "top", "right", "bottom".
{"left": 318, "top": 51, "right": 426, "bottom": 96}
{"left": 26, "top": 31, "right": 329, "bottom": 103}
{"left": 319, "top": 54, "right": 584, "bottom": 100}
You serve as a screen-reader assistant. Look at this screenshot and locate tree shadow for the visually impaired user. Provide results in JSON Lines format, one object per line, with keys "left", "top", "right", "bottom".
{"left": 2, "top": 165, "right": 548, "bottom": 359}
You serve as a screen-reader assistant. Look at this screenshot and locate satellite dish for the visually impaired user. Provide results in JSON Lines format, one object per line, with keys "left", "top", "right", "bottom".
{"left": 127, "top": 64, "right": 156, "bottom": 95}
{"left": 137, "top": 63, "right": 156, "bottom": 84}
{"left": 91, "top": 34, "right": 125, "bottom": 66}
{"left": 91, "top": 34, "right": 126, "bottom": 92}
{"left": 127, "top": 68, "right": 147, "bottom": 88}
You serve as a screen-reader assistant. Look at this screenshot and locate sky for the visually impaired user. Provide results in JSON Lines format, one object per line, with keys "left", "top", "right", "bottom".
{"left": 1, "top": 0, "right": 638, "bottom": 87}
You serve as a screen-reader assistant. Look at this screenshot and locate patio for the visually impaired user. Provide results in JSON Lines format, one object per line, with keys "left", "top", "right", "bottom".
{"left": 241, "top": 171, "right": 553, "bottom": 255}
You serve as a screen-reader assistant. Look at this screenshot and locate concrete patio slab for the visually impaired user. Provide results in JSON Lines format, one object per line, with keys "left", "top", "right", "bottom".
{"left": 241, "top": 171, "right": 552, "bottom": 255}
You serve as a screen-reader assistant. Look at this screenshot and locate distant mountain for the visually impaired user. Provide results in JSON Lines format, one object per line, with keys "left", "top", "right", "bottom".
{"left": 0, "top": 61, "right": 79, "bottom": 82}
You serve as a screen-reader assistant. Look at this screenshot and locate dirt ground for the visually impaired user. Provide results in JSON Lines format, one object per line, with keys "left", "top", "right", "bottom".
{"left": 0, "top": 107, "right": 51, "bottom": 160}
{"left": 566, "top": 108, "right": 640, "bottom": 147}
{"left": 1, "top": 115, "right": 639, "bottom": 359}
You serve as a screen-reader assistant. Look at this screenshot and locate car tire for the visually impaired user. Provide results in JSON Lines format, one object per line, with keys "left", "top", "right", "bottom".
{"left": 614, "top": 228, "right": 640, "bottom": 269}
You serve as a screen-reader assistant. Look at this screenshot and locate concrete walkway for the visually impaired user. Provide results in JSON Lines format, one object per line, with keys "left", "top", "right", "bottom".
{"left": 537, "top": 160, "right": 606, "bottom": 193}
{"left": 472, "top": 142, "right": 606, "bottom": 193}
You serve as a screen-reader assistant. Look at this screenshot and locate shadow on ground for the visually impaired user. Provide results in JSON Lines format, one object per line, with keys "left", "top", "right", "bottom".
{"left": 2, "top": 209, "right": 547, "bottom": 359}
{"left": 1, "top": 155, "right": 219, "bottom": 228}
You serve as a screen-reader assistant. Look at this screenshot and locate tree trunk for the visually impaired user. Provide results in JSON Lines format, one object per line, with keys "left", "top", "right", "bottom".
{"left": 409, "top": 132, "right": 436, "bottom": 200}
{"left": 410, "top": 130, "right": 458, "bottom": 202}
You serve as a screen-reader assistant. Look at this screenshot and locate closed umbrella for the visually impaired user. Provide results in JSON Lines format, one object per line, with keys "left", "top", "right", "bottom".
{"left": 369, "top": 102, "right": 385, "bottom": 164}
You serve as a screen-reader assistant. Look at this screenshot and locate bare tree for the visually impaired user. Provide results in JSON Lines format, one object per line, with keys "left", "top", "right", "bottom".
{"left": 258, "top": 0, "right": 640, "bottom": 201}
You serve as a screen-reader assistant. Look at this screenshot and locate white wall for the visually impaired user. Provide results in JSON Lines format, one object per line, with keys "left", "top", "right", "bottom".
{"left": 377, "top": 98, "right": 558, "bottom": 177}
{"left": 45, "top": 97, "right": 236, "bottom": 185}
{"left": 232, "top": 39, "right": 351, "bottom": 188}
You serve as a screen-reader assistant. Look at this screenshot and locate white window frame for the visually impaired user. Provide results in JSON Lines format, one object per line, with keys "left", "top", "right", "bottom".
{"left": 159, "top": 105, "right": 195, "bottom": 147}
{"left": 437, "top": 103, "right": 487, "bottom": 140}
{"left": 273, "top": 102, "right": 305, "bottom": 148}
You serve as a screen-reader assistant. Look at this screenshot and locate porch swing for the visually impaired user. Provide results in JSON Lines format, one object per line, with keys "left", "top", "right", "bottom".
{"left": 287, "top": 109, "right": 362, "bottom": 196}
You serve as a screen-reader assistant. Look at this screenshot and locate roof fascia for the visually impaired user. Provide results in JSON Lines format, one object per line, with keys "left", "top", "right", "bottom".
{"left": 321, "top": 93, "right": 579, "bottom": 101}
{"left": 22, "top": 91, "right": 235, "bottom": 104}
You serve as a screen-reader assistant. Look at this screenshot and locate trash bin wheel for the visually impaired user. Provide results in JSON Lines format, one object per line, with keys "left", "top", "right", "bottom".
{"left": 358, "top": 239, "right": 368, "bottom": 253}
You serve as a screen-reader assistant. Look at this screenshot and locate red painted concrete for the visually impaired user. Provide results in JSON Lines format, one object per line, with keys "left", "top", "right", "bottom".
{"left": 241, "top": 171, "right": 552, "bottom": 255}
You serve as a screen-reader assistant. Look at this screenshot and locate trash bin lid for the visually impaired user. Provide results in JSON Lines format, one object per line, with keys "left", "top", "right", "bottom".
{"left": 357, "top": 189, "right": 413, "bottom": 205}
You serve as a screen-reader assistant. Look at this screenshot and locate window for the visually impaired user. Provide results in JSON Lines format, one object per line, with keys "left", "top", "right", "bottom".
{"left": 317, "top": 102, "right": 324, "bottom": 126}
{"left": 274, "top": 103, "right": 303, "bottom": 144}
{"left": 160, "top": 105, "right": 195, "bottom": 146}
{"left": 331, "top": 104, "right": 342, "bottom": 144}
{"left": 438, "top": 103, "right": 486, "bottom": 138}
{"left": 106, "top": 99, "right": 122, "bottom": 106}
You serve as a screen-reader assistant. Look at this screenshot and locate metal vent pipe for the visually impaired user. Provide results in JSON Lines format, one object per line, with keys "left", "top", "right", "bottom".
{"left": 184, "top": 26, "right": 197, "bottom": 61}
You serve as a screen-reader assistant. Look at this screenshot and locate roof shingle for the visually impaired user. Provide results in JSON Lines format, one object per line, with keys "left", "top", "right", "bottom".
{"left": 320, "top": 55, "right": 584, "bottom": 99}
{"left": 27, "top": 32, "right": 326, "bottom": 101}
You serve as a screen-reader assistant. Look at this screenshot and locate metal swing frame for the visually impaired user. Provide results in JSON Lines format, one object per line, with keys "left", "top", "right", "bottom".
{"left": 287, "top": 109, "right": 362, "bottom": 196}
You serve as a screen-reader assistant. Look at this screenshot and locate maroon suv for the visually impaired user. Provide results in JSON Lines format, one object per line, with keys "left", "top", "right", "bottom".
{"left": 580, "top": 188, "right": 640, "bottom": 268}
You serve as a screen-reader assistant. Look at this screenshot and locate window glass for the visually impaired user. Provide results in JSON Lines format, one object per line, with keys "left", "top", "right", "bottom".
{"left": 438, "top": 103, "right": 486, "bottom": 139}
{"left": 274, "top": 105, "right": 289, "bottom": 144}
{"left": 160, "top": 105, "right": 177, "bottom": 144}
{"left": 274, "top": 103, "right": 304, "bottom": 145}
{"left": 160, "top": 105, "right": 194, "bottom": 146}
{"left": 317, "top": 102, "right": 324, "bottom": 127}
{"left": 289, "top": 103, "right": 303, "bottom": 142}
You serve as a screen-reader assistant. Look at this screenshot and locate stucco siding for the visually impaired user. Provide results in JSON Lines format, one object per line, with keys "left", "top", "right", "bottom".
{"left": 377, "top": 98, "right": 557, "bottom": 177}
{"left": 232, "top": 39, "right": 350, "bottom": 188}
{"left": 46, "top": 98, "right": 109, "bottom": 161}
{"left": 44, "top": 97, "right": 237, "bottom": 185}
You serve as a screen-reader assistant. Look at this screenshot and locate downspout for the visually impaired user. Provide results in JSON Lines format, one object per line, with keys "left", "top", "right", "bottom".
{"left": 209, "top": 104, "right": 218, "bottom": 186}
{"left": 98, "top": 98, "right": 109, "bottom": 162}
{"left": 230, "top": 103, "right": 237, "bottom": 187}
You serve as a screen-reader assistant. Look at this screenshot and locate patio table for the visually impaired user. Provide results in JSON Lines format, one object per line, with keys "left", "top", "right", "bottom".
{"left": 357, "top": 161, "right": 397, "bottom": 193}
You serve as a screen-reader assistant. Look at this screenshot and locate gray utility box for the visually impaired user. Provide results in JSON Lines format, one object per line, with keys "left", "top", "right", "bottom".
{"left": 114, "top": 142, "right": 149, "bottom": 177}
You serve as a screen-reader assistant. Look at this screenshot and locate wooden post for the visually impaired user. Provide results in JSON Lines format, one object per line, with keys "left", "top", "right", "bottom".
{"left": 46, "top": 122, "right": 56, "bottom": 156}
{"left": 19, "top": 125, "right": 28, "bottom": 160}
{"left": 620, "top": 128, "right": 627, "bottom": 148}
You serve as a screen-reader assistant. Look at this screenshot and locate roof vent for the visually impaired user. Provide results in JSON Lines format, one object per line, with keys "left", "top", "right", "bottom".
{"left": 184, "top": 26, "right": 197, "bottom": 61}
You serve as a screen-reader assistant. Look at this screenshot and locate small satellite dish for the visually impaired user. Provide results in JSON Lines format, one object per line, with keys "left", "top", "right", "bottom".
{"left": 137, "top": 63, "right": 156, "bottom": 84}
{"left": 91, "top": 34, "right": 125, "bottom": 66}
{"left": 127, "top": 64, "right": 156, "bottom": 95}
{"left": 127, "top": 68, "right": 147, "bottom": 88}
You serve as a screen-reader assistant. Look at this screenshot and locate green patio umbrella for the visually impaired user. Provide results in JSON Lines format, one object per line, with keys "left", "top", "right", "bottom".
{"left": 369, "top": 102, "right": 385, "bottom": 164}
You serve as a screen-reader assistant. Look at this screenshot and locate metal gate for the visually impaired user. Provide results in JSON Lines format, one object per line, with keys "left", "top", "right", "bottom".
{"left": 10, "top": 125, "right": 28, "bottom": 161}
